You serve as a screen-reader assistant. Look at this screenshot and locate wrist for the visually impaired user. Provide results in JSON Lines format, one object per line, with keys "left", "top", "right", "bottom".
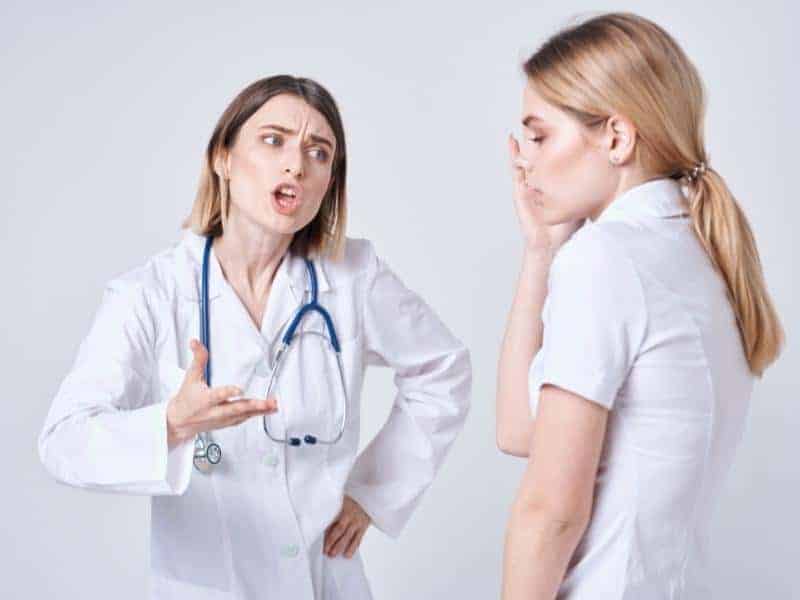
{"left": 522, "top": 245, "right": 556, "bottom": 265}
{"left": 166, "top": 401, "right": 191, "bottom": 449}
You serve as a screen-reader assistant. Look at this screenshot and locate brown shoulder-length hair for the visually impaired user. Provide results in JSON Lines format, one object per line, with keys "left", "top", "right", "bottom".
{"left": 522, "top": 12, "right": 784, "bottom": 376}
{"left": 183, "top": 75, "right": 348, "bottom": 259}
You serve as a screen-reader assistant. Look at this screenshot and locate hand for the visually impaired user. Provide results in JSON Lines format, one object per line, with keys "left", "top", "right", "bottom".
{"left": 508, "top": 134, "right": 584, "bottom": 254}
{"left": 166, "top": 338, "right": 278, "bottom": 448}
{"left": 324, "top": 495, "right": 371, "bottom": 559}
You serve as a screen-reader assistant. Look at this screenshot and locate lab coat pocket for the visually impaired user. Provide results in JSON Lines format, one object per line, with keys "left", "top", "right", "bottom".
{"left": 324, "top": 551, "right": 373, "bottom": 600}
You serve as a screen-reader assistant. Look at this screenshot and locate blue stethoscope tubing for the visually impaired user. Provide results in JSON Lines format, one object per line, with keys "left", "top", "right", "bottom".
{"left": 192, "top": 235, "right": 349, "bottom": 472}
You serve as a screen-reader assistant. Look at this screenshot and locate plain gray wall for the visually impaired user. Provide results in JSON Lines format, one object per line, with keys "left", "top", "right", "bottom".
{"left": 3, "top": 1, "right": 796, "bottom": 598}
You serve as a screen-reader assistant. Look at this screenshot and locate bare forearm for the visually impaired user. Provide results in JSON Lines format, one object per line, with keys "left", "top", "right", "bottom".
{"left": 496, "top": 248, "right": 554, "bottom": 454}
{"left": 502, "top": 504, "right": 587, "bottom": 600}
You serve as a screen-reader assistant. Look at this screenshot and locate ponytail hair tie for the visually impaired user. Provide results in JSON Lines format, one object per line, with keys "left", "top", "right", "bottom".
{"left": 686, "top": 161, "right": 708, "bottom": 183}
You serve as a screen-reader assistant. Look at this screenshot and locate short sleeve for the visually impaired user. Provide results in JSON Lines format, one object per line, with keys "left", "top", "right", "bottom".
{"left": 528, "top": 230, "right": 647, "bottom": 411}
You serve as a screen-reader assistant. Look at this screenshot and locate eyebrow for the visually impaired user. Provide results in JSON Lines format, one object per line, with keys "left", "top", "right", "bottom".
{"left": 522, "top": 115, "right": 544, "bottom": 128}
{"left": 258, "top": 124, "right": 334, "bottom": 149}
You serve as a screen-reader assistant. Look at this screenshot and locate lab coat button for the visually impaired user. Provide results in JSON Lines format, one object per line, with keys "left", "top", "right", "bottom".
{"left": 281, "top": 544, "right": 299, "bottom": 558}
{"left": 264, "top": 454, "right": 279, "bottom": 467}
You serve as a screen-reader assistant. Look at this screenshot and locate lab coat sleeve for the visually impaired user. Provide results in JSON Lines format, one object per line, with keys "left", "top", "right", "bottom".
{"left": 344, "top": 247, "right": 472, "bottom": 538}
{"left": 38, "top": 275, "right": 194, "bottom": 496}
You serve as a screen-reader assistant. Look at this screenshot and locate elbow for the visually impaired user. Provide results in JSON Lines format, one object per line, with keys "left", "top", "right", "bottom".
{"left": 450, "top": 344, "right": 473, "bottom": 423}
{"left": 495, "top": 411, "right": 532, "bottom": 457}
{"left": 496, "top": 427, "right": 529, "bottom": 458}
{"left": 38, "top": 426, "right": 68, "bottom": 485}
{"left": 510, "top": 497, "right": 592, "bottom": 543}
{"left": 512, "top": 490, "right": 592, "bottom": 536}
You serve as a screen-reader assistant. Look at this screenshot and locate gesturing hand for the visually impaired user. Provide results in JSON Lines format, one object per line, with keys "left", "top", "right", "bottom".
{"left": 166, "top": 338, "right": 278, "bottom": 448}
{"left": 324, "top": 495, "right": 372, "bottom": 559}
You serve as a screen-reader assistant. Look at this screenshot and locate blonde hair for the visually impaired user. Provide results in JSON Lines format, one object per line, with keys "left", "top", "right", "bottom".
{"left": 524, "top": 12, "right": 783, "bottom": 376}
{"left": 183, "top": 75, "right": 348, "bottom": 259}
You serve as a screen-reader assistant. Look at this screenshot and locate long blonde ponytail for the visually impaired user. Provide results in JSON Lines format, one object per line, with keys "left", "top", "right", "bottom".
{"left": 686, "top": 167, "right": 783, "bottom": 375}
{"left": 523, "top": 12, "right": 784, "bottom": 376}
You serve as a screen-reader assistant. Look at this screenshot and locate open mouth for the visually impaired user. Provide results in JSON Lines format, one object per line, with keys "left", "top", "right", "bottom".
{"left": 271, "top": 183, "right": 303, "bottom": 215}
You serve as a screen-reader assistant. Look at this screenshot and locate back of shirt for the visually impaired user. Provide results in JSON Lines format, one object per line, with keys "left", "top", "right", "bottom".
{"left": 528, "top": 178, "right": 755, "bottom": 599}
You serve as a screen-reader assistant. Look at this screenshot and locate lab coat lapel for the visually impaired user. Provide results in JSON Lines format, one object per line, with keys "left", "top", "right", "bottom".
{"left": 262, "top": 252, "right": 333, "bottom": 351}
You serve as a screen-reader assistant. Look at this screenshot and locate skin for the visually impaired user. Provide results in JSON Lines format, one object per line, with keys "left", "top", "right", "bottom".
{"left": 166, "top": 92, "right": 371, "bottom": 559}
{"left": 497, "top": 82, "right": 653, "bottom": 599}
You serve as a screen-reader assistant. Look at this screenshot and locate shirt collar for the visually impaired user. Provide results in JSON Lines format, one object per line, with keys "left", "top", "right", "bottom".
{"left": 178, "top": 229, "right": 331, "bottom": 302}
{"left": 592, "top": 177, "right": 689, "bottom": 224}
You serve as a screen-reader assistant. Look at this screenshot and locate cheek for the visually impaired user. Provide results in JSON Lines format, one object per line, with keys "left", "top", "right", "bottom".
{"left": 305, "top": 165, "right": 333, "bottom": 204}
{"left": 229, "top": 149, "right": 274, "bottom": 202}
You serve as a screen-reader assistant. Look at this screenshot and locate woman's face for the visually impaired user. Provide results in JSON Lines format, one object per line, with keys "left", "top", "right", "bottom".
{"left": 222, "top": 93, "right": 337, "bottom": 235}
{"left": 518, "top": 82, "right": 618, "bottom": 224}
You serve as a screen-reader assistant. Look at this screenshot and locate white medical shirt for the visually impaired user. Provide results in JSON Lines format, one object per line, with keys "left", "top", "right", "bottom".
{"left": 528, "top": 178, "right": 755, "bottom": 598}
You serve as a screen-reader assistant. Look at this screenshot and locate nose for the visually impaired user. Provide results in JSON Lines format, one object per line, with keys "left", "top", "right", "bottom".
{"left": 282, "top": 147, "right": 304, "bottom": 179}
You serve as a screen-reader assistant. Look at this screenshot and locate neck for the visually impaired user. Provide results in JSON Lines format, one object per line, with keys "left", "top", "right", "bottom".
{"left": 589, "top": 166, "right": 654, "bottom": 221}
{"left": 213, "top": 211, "right": 293, "bottom": 299}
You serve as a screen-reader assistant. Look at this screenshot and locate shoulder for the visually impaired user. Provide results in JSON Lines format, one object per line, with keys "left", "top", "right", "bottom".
{"left": 103, "top": 238, "right": 188, "bottom": 308}
{"left": 320, "top": 236, "right": 380, "bottom": 282}
{"left": 550, "top": 221, "right": 643, "bottom": 293}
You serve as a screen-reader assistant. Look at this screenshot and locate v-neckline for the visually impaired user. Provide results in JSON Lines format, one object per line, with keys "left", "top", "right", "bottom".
{"left": 210, "top": 244, "right": 300, "bottom": 352}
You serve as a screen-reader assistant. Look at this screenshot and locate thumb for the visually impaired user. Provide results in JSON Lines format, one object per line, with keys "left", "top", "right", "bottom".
{"left": 187, "top": 338, "right": 209, "bottom": 382}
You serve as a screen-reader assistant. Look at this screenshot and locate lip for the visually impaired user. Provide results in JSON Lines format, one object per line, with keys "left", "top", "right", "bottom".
{"left": 270, "top": 181, "right": 304, "bottom": 216}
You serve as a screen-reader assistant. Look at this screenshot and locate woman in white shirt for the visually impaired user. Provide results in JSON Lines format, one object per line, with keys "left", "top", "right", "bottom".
{"left": 38, "top": 75, "right": 471, "bottom": 599}
{"left": 496, "top": 13, "right": 784, "bottom": 599}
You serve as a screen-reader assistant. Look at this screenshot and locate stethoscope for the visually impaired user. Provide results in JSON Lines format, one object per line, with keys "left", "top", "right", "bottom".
{"left": 193, "top": 235, "right": 349, "bottom": 473}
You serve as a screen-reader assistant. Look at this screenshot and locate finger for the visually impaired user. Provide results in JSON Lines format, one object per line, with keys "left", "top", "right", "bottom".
{"left": 508, "top": 132, "right": 519, "bottom": 160}
{"left": 204, "top": 398, "right": 278, "bottom": 427}
{"left": 330, "top": 524, "right": 358, "bottom": 557}
{"left": 344, "top": 527, "right": 366, "bottom": 559}
{"left": 324, "top": 519, "right": 349, "bottom": 555}
{"left": 209, "top": 385, "right": 244, "bottom": 405}
{"left": 508, "top": 135, "right": 527, "bottom": 185}
{"left": 187, "top": 339, "right": 209, "bottom": 382}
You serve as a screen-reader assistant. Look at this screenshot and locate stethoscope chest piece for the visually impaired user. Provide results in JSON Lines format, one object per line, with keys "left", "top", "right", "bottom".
{"left": 193, "top": 435, "right": 222, "bottom": 474}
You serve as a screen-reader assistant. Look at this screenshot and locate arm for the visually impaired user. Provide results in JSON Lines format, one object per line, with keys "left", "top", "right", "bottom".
{"left": 502, "top": 385, "right": 608, "bottom": 599}
{"left": 501, "top": 231, "right": 648, "bottom": 597}
{"left": 495, "top": 248, "right": 554, "bottom": 457}
{"left": 38, "top": 277, "right": 194, "bottom": 496}
{"left": 497, "top": 135, "right": 584, "bottom": 457}
{"left": 344, "top": 247, "right": 472, "bottom": 538}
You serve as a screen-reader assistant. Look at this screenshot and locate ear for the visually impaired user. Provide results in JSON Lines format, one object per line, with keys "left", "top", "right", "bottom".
{"left": 604, "top": 115, "right": 637, "bottom": 165}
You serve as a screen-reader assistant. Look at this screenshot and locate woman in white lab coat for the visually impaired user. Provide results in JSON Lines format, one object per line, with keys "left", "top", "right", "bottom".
{"left": 495, "top": 13, "right": 784, "bottom": 600}
{"left": 39, "top": 75, "right": 471, "bottom": 599}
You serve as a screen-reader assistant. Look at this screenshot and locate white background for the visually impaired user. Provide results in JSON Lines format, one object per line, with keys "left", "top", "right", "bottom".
{"left": 3, "top": 1, "right": 796, "bottom": 598}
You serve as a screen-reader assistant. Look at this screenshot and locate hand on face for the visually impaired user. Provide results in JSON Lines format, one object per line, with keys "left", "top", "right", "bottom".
{"left": 509, "top": 134, "right": 583, "bottom": 254}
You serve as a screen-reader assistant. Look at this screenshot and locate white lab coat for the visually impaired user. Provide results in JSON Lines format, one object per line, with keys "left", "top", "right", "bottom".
{"left": 38, "top": 229, "right": 472, "bottom": 599}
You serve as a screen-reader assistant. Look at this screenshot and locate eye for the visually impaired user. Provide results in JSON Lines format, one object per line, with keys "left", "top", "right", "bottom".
{"left": 262, "top": 133, "right": 282, "bottom": 146}
{"left": 308, "top": 147, "right": 329, "bottom": 162}
{"left": 529, "top": 136, "right": 545, "bottom": 145}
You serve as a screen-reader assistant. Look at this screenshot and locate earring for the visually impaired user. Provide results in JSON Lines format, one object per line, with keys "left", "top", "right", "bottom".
{"left": 610, "top": 155, "right": 620, "bottom": 164}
